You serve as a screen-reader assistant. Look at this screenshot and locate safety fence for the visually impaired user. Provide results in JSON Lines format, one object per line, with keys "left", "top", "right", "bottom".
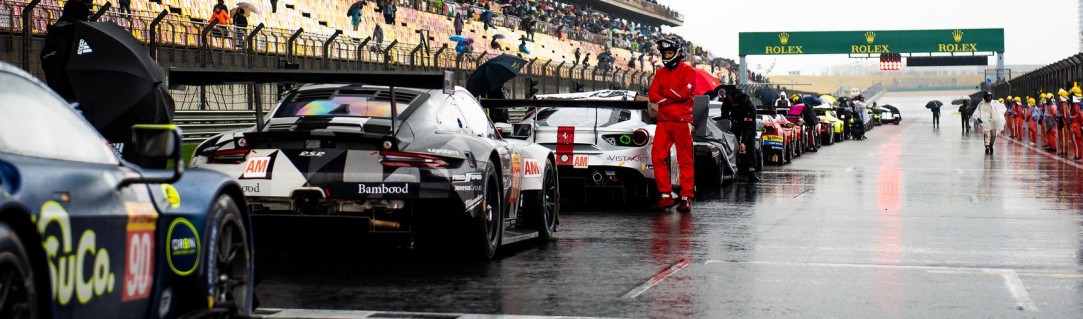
{"left": 985, "top": 52, "right": 1083, "bottom": 100}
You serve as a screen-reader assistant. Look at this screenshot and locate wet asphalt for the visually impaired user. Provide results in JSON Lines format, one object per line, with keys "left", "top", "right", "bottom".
{"left": 254, "top": 91, "right": 1083, "bottom": 318}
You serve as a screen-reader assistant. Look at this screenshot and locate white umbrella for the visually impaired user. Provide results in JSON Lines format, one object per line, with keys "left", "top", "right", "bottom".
{"left": 235, "top": 2, "right": 260, "bottom": 14}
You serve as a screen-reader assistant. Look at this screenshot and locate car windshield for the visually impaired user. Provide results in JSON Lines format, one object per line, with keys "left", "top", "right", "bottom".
{"left": 533, "top": 107, "right": 632, "bottom": 127}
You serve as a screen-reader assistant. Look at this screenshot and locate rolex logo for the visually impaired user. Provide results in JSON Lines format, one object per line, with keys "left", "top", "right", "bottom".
{"left": 779, "top": 32, "right": 790, "bottom": 45}
{"left": 952, "top": 29, "right": 963, "bottom": 43}
{"left": 864, "top": 31, "right": 876, "bottom": 44}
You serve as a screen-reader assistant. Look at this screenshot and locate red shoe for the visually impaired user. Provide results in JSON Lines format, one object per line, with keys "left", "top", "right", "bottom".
{"left": 676, "top": 197, "right": 692, "bottom": 213}
{"left": 652, "top": 196, "right": 675, "bottom": 210}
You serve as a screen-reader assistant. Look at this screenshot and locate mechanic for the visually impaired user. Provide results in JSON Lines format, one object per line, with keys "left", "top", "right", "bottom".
{"left": 800, "top": 96, "right": 820, "bottom": 151}
{"left": 647, "top": 36, "right": 696, "bottom": 212}
{"left": 1069, "top": 86, "right": 1083, "bottom": 160}
{"left": 1042, "top": 93, "right": 1058, "bottom": 152}
{"left": 726, "top": 86, "right": 761, "bottom": 182}
{"left": 1013, "top": 96, "right": 1025, "bottom": 140}
{"left": 1028, "top": 96, "right": 1040, "bottom": 146}
{"left": 1058, "top": 89, "right": 1071, "bottom": 156}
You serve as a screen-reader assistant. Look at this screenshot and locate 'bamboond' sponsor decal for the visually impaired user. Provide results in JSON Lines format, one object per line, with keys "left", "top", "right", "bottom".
{"left": 358, "top": 183, "right": 411, "bottom": 194}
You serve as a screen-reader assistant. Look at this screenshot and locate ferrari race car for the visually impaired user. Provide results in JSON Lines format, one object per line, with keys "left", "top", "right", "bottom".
{"left": 182, "top": 69, "right": 557, "bottom": 259}
{"left": 814, "top": 106, "right": 846, "bottom": 143}
{"left": 501, "top": 90, "right": 736, "bottom": 200}
{"left": 0, "top": 63, "right": 254, "bottom": 318}
{"left": 758, "top": 111, "right": 797, "bottom": 165}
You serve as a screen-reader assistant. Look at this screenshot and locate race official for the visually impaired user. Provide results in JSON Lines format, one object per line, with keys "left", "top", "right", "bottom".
{"left": 647, "top": 36, "right": 696, "bottom": 212}
{"left": 976, "top": 91, "right": 1006, "bottom": 155}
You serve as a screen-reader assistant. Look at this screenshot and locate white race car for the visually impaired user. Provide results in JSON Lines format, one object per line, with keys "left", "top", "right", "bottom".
{"left": 176, "top": 69, "right": 557, "bottom": 259}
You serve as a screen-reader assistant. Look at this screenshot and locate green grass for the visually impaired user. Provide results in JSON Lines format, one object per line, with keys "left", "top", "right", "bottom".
{"left": 182, "top": 143, "right": 198, "bottom": 165}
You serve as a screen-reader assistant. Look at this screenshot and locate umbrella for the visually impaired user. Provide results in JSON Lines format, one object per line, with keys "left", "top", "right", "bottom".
{"left": 819, "top": 94, "right": 837, "bottom": 104}
{"left": 230, "top": 7, "right": 252, "bottom": 17}
{"left": 450, "top": 35, "right": 468, "bottom": 42}
{"left": 493, "top": 34, "right": 506, "bottom": 39}
{"left": 800, "top": 95, "right": 822, "bottom": 107}
{"left": 345, "top": 1, "right": 363, "bottom": 15}
{"left": 65, "top": 21, "right": 173, "bottom": 143}
{"left": 467, "top": 54, "right": 527, "bottom": 96}
{"left": 690, "top": 68, "right": 720, "bottom": 96}
{"left": 235, "top": 2, "right": 259, "bottom": 14}
{"left": 951, "top": 97, "right": 972, "bottom": 105}
{"left": 925, "top": 100, "right": 943, "bottom": 109}
{"left": 753, "top": 86, "right": 778, "bottom": 106}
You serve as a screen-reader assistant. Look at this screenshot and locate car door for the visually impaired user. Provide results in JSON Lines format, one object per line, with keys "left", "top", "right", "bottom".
{"left": 453, "top": 93, "right": 520, "bottom": 221}
{"left": 0, "top": 72, "right": 158, "bottom": 318}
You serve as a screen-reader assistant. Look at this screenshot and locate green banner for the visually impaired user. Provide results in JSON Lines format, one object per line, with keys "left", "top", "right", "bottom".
{"left": 738, "top": 29, "right": 1004, "bottom": 56}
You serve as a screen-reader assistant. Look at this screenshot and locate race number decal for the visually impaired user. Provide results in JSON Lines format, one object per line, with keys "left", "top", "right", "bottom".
{"left": 241, "top": 156, "right": 272, "bottom": 179}
{"left": 123, "top": 202, "right": 157, "bottom": 302}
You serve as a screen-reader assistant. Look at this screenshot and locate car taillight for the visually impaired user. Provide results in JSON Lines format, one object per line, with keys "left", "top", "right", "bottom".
{"left": 764, "top": 126, "right": 776, "bottom": 134}
{"left": 380, "top": 151, "right": 449, "bottom": 168}
{"left": 208, "top": 149, "right": 250, "bottom": 164}
{"left": 632, "top": 128, "right": 650, "bottom": 146}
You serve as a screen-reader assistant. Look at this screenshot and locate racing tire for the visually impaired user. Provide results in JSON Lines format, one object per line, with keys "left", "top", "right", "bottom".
{"left": 525, "top": 159, "right": 559, "bottom": 240}
{"left": 783, "top": 144, "right": 792, "bottom": 163}
{"left": 467, "top": 165, "right": 503, "bottom": 260}
{"left": 894, "top": 119, "right": 900, "bottom": 125}
{"left": 0, "top": 222, "right": 38, "bottom": 319}
{"left": 206, "top": 195, "right": 253, "bottom": 317}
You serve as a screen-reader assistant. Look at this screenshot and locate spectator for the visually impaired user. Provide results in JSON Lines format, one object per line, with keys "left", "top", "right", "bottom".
{"left": 573, "top": 47, "right": 580, "bottom": 64}
{"left": 522, "top": 13, "right": 535, "bottom": 41}
{"left": 349, "top": 0, "right": 365, "bottom": 31}
{"left": 518, "top": 37, "right": 531, "bottom": 55}
{"left": 232, "top": 7, "right": 248, "bottom": 48}
{"left": 118, "top": 0, "right": 130, "bottom": 14}
{"left": 372, "top": 23, "right": 384, "bottom": 44}
{"left": 210, "top": 0, "right": 231, "bottom": 38}
{"left": 453, "top": 10, "right": 464, "bottom": 35}
{"left": 383, "top": 2, "right": 397, "bottom": 25}
{"left": 269, "top": 0, "right": 277, "bottom": 13}
{"left": 480, "top": 8, "right": 495, "bottom": 30}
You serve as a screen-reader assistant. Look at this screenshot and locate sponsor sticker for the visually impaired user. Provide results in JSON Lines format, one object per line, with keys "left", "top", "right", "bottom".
{"left": 606, "top": 155, "right": 648, "bottom": 162}
{"left": 427, "top": 148, "right": 461, "bottom": 156}
{"left": 573, "top": 154, "right": 589, "bottom": 169}
{"left": 123, "top": 202, "right": 157, "bottom": 302}
{"left": 454, "top": 185, "right": 483, "bottom": 191}
{"left": 524, "top": 159, "right": 541, "bottom": 177}
{"left": 37, "top": 201, "right": 117, "bottom": 305}
{"left": 358, "top": 183, "right": 411, "bottom": 194}
{"left": 241, "top": 156, "right": 272, "bottom": 179}
{"left": 166, "top": 218, "right": 200, "bottom": 276}
{"left": 557, "top": 126, "right": 575, "bottom": 144}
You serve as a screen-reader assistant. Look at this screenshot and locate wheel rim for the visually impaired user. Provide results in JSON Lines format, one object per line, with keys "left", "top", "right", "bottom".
{"left": 543, "top": 164, "right": 558, "bottom": 231}
{"left": 484, "top": 178, "right": 500, "bottom": 244}
{"left": 0, "top": 254, "right": 32, "bottom": 319}
{"left": 213, "top": 217, "right": 249, "bottom": 312}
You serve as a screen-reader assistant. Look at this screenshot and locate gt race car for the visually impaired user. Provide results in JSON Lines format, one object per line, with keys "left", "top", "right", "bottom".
{"left": 0, "top": 63, "right": 254, "bottom": 318}
{"left": 814, "top": 106, "right": 845, "bottom": 144}
{"left": 180, "top": 69, "right": 556, "bottom": 259}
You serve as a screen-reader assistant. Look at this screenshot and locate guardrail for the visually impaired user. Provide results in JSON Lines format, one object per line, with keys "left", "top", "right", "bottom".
{"left": 174, "top": 110, "right": 256, "bottom": 143}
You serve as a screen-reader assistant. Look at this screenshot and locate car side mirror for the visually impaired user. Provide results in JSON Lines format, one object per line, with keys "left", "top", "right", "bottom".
{"left": 117, "top": 125, "right": 184, "bottom": 189}
{"left": 494, "top": 122, "right": 513, "bottom": 138}
{"left": 494, "top": 122, "right": 532, "bottom": 139}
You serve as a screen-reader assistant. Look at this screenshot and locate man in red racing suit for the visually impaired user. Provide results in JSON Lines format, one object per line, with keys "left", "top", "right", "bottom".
{"left": 647, "top": 36, "right": 695, "bottom": 212}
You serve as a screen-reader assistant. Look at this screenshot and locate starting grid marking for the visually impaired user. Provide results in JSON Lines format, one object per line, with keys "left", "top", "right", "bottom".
{"left": 621, "top": 258, "right": 692, "bottom": 299}
{"left": 1004, "top": 137, "right": 1083, "bottom": 170}
{"left": 705, "top": 260, "right": 1042, "bottom": 312}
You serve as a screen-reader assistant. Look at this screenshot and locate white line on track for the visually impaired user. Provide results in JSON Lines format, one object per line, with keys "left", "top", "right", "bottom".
{"left": 991, "top": 269, "right": 1040, "bottom": 312}
{"left": 705, "top": 261, "right": 1040, "bottom": 312}
{"left": 1004, "top": 137, "right": 1083, "bottom": 170}
{"left": 255, "top": 308, "right": 615, "bottom": 319}
{"left": 621, "top": 259, "right": 692, "bottom": 299}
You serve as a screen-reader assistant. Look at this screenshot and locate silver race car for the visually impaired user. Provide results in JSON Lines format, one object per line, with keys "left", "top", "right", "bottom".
{"left": 178, "top": 69, "right": 557, "bottom": 259}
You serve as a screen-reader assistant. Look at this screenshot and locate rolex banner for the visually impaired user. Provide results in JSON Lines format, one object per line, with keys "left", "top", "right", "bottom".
{"left": 739, "top": 29, "right": 1004, "bottom": 56}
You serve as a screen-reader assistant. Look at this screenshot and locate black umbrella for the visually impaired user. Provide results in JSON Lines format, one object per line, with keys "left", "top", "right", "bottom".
{"left": 346, "top": 0, "right": 365, "bottom": 16}
{"left": 467, "top": 54, "right": 527, "bottom": 96}
{"left": 925, "top": 100, "right": 943, "bottom": 109}
{"left": 753, "top": 86, "right": 778, "bottom": 106}
{"left": 951, "top": 97, "right": 971, "bottom": 105}
{"left": 66, "top": 21, "right": 173, "bottom": 143}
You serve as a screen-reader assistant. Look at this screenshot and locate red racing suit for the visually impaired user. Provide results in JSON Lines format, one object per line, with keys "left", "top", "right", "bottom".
{"left": 648, "top": 62, "right": 696, "bottom": 199}
{"left": 1070, "top": 101, "right": 1083, "bottom": 158}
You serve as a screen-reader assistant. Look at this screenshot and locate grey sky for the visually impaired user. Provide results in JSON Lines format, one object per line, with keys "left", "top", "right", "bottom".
{"left": 664, "top": 0, "right": 1078, "bottom": 75}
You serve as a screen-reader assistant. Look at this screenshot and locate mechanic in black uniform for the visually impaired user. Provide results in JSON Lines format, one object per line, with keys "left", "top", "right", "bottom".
{"left": 801, "top": 97, "right": 820, "bottom": 152}
{"left": 723, "top": 85, "right": 761, "bottom": 182}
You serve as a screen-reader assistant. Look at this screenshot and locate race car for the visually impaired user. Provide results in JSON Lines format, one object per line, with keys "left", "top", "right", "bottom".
{"left": 758, "top": 111, "right": 797, "bottom": 165}
{"left": 814, "top": 106, "right": 846, "bottom": 143}
{"left": 708, "top": 101, "right": 763, "bottom": 176}
{"left": 0, "top": 63, "right": 254, "bottom": 318}
{"left": 488, "top": 90, "right": 677, "bottom": 201}
{"left": 180, "top": 69, "right": 557, "bottom": 260}
{"left": 880, "top": 104, "right": 901, "bottom": 125}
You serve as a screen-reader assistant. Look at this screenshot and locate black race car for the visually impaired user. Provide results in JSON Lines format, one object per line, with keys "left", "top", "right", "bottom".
{"left": 0, "top": 62, "right": 253, "bottom": 318}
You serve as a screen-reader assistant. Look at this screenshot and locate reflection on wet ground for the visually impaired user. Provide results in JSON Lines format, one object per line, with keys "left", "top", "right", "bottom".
{"left": 257, "top": 92, "right": 1083, "bottom": 318}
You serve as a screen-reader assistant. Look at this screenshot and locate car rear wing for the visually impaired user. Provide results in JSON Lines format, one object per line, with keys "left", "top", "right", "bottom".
{"left": 167, "top": 68, "right": 454, "bottom": 136}
{"left": 478, "top": 99, "right": 648, "bottom": 144}
{"left": 478, "top": 99, "right": 648, "bottom": 110}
